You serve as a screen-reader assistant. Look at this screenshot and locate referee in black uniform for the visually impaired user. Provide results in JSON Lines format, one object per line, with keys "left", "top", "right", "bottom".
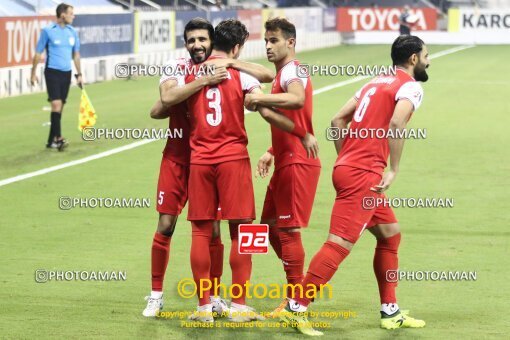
{"left": 31, "top": 3, "right": 82, "bottom": 151}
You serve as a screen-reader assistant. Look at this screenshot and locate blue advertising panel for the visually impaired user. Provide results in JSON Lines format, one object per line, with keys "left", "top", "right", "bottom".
{"left": 209, "top": 10, "right": 238, "bottom": 27}
{"left": 322, "top": 8, "right": 337, "bottom": 32}
{"left": 73, "top": 13, "right": 133, "bottom": 57}
{"left": 175, "top": 10, "right": 207, "bottom": 48}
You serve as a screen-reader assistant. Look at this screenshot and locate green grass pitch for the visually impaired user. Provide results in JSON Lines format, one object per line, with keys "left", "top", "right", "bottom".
{"left": 0, "top": 44, "right": 509, "bottom": 339}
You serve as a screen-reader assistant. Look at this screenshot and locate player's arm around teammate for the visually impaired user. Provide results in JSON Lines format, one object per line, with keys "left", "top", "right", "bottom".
{"left": 204, "top": 57, "right": 275, "bottom": 83}
{"left": 160, "top": 20, "right": 274, "bottom": 108}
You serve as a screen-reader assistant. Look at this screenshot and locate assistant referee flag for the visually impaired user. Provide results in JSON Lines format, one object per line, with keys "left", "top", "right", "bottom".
{"left": 78, "top": 89, "right": 97, "bottom": 131}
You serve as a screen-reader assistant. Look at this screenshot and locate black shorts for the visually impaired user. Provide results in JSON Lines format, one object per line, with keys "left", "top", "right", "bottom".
{"left": 45, "top": 68, "right": 72, "bottom": 104}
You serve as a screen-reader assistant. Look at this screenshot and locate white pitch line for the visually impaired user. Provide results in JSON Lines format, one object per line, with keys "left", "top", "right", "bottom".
{"left": 0, "top": 45, "right": 474, "bottom": 188}
{"left": 429, "top": 44, "right": 475, "bottom": 59}
{"left": 0, "top": 139, "right": 155, "bottom": 187}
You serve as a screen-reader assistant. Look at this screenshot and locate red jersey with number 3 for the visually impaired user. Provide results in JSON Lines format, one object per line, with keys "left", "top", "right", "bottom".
{"left": 335, "top": 69, "right": 424, "bottom": 174}
{"left": 184, "top": 56, "right": 260, "bottom": 164}
{"left": 159, "top": 58, "right": 192, "bottom": 165}
{"left": 271, "top": 60, "right": 320, "bottom": 170}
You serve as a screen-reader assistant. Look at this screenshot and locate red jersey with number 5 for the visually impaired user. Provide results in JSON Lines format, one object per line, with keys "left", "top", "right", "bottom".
{"left": 271, "top": 60, "right": 321, "bottom": 170}
{"left": 185, "top": 56, "right": 260, "bottom": 164}
{"left": 159, "top": 58, "right": 192, "bottom": 165}
{"left": 335, "top": 68, "right": 424, "bottom": 174}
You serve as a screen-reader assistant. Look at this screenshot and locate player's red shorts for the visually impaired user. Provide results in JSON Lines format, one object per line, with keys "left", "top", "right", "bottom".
{"left": 330, "top": 165, "right": 397, "bottom": 243}
{"left": 156, "top": 157, "right": 189, "bottom": 215}
{"left": 261, "top": 164, "right": 320, "bottom": 228}
{"left": 187, "top": 159, "right": 255, "bottom": 221}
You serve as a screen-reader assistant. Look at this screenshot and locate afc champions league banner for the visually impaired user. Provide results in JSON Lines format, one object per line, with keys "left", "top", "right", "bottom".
{"left": 134, "top": 11, "right": 175, "bottom": 53}
{"left": 73, "top": 13, "right": 133, "bottom": 57}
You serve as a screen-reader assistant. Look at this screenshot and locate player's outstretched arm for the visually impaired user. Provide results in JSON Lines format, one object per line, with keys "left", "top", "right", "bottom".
{"left": 160, "top": 67, "right": 229, "bottom": 107}
{"left": 371, "top": 99, "right": 414, "bottom": 193}
{"left": 204, "top": 58, "right": 275, "bottom": 83}
{"left": 331, "top": 97, "right": 357, "bottom": 154}
{"left": 150, "top": 99, "right": 170, "bottom": 119}
{"left": 245, "top": 81, "right": 305, "bottom": 110}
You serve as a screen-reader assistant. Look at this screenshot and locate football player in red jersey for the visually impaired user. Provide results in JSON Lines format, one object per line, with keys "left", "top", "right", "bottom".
{"left": 143, "top": 18, "right": 276, "bottom": 318}
{"left": 282, "top": 35, "right": 430, "bottom": 336}
{"left": 244, "top": 17, "right": 321, "bottom": 316}
{"left": 182, "top": 19, "right": 318, "bottom": 323}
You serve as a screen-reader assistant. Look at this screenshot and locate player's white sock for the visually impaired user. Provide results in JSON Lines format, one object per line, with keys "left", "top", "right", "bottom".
{"left": 381, "top": 303, "right": 399, "bottom": 316}
{"left": 230, "top": 302, "right": 245, "bottom": 310}
{"left": 198, "top": 303, "right": 212, "bottom": 312}
{"left": 150, "top": 291, "right": 163, "bottom": 299}
{"left": 288, "top": 299, "right": 307, "bottom": 312}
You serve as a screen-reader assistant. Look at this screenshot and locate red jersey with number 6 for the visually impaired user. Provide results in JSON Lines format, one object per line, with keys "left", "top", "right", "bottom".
{"left": 184, "top": 56, "right": 260, "bottom": 165}
{"left": 335, "top": 68, "right": 424, "bottom": 174}
{"left": 271, "top": 60, "right": 320, "bottom": 170}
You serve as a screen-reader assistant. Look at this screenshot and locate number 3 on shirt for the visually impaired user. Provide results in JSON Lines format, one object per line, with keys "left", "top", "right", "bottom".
{"left": 353, "top": 87, "right": 376, "bottom": 122}
{"left": 206, "top": 88, "right": 222, "bottom": 126}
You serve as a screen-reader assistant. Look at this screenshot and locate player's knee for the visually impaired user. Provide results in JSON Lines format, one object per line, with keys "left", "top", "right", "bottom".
{"left": 372, "top": 223, "right": 400, "bottom": 240}
{"left": 157, "top": 214, "right": 177, "bottom": 237}
{"left": 327, "top": 233, "right": 354, "bottom": 251}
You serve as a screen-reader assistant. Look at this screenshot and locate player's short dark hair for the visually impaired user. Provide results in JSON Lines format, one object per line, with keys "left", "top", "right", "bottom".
{"left": 214, "top": 19, "right": 249, "bottom": 52}
{"left": 391, "top": 35, "right": 425, "bottom": 66}
{"left": 56, "top": 3, "right": 72, "bottom": 18}
{"left": 264, "top": 17, "right": 296, "bottom": 39}
{"left": 183, "top": 18, "right": 214, "bottom": 43}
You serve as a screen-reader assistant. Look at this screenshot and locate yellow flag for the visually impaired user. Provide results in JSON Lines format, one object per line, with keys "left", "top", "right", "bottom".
{"left": 78, "top": 89, "right": 97, "bottom": 131}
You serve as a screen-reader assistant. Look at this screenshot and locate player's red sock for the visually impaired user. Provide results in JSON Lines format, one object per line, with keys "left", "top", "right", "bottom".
{"left": 190, "top": 220, "right": 214, "bottom": 306}
{"left": 209, "top": 235, "right": 224, "bottom": 296}
{"left": 295, "top": 241, "right": 350, "bottom": 306}
{"left": 279, "top": 231, "right": 305, "bottom": 298}
{"left": 151, "top": 232, "right": 171, "bottom": 292}
{"left": 269, "top": 226, "right": 282, "bottom": 259}
{"left": 229, "top": 222, "right": 252, "bottom": 305}
{"left": 373, "top": 233, "right": 401, "bottom": 304}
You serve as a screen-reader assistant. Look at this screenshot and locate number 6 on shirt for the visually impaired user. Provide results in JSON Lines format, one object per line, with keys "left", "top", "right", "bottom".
{"left": 353, "top": 87, "right": 376, "bottom": 123}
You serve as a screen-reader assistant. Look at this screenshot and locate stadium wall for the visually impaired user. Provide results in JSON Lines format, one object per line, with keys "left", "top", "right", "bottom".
{"left": 0, "top": 6, "right": 508, "bottom": 98}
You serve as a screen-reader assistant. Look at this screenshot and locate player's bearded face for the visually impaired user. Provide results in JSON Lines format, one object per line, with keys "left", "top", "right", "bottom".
{"left": 414, "top": 49, "right": 430, "bottom": 82}
{"left": 185, "top": 29, "right": 212, "bottom": 64}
